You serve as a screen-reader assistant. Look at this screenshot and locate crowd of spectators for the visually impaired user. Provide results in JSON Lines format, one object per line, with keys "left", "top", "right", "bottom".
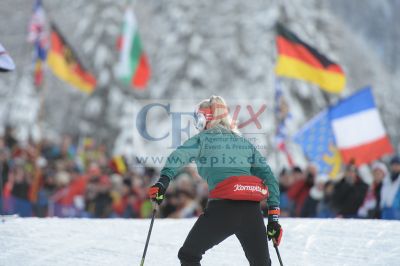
{"left": 0, "top": 127, "right": 209, "bottom": 219}
{"left": 1, "top": 127, "right": 400, "bottom": 220}
{"left": 278, "top": 158, "right": 400, "bottom": 220}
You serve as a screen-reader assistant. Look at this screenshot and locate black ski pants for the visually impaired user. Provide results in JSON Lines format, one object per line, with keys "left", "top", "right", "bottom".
{"left": 178, "top": 200, "right": 271, "bottom": 266}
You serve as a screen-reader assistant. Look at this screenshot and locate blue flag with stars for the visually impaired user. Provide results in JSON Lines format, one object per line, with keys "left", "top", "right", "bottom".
{"left": 294, "top": 109, "right": 340, "bottom": 175}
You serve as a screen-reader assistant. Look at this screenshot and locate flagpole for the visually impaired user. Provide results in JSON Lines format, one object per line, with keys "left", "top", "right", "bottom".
{"left": 275, "top": 0, "right": 290, "bottom": 171}
{"left": 273, "top": 75, "right": 280, "bottom": 172}
{"left": 29, "top": 0, "right": 49, "bottom": 205}
{"left": 35, "top": 0, "right": 49, "bottom": 134}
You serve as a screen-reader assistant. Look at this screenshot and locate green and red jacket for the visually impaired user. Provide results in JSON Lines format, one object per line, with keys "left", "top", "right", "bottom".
{"left": 160, "top": 125, "right": 279, "bottom": 207}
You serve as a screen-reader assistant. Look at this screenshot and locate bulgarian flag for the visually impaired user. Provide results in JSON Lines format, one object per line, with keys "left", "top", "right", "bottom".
{"left": 116, "top": 7, "right": 150, "bottom": 89}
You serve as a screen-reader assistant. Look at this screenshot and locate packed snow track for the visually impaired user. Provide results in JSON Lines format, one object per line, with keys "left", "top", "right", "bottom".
{"left": 1, "top": 218, "right": 399, "bottom": 266}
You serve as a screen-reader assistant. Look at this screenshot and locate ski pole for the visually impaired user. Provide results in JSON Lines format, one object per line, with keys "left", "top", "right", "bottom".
{"left": 140, "top": 207, "right": 157, "bottom": 266}
{"left": 274, "top": 244, "right": 283, "bottom": 266}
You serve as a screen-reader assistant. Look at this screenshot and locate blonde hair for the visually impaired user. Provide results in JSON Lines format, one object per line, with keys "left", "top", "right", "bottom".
{"left": 198, "top": 95, "right": 240, "bottom": 134}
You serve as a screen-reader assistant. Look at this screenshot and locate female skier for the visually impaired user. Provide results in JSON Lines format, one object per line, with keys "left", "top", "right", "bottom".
{"left": 148, "top": 96, "right": 282, "bottom": 266}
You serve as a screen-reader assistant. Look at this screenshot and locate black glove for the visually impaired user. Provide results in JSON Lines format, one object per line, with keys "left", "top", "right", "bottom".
{"left": 147, "top": 175, "right": 170, "bottom": 205}
{"left": 267, "top": 206, "right": 283, "bottom": 246}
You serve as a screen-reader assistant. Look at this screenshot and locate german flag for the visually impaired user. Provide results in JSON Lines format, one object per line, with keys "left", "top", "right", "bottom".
{"left": 47, "top": 24, "right": 96, "bottom": 93}
{"left": 275, "top": 23, "right": 345, "bottom": 94}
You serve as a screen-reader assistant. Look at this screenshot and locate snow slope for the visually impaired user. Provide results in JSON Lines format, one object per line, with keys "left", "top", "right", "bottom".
{"left": 1, "top": 218, "right": 400, "bottom": 266}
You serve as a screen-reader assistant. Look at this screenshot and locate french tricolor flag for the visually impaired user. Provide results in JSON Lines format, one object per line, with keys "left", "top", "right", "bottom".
{"left": 329, "top": 87, "right": 393, "bottom": 166}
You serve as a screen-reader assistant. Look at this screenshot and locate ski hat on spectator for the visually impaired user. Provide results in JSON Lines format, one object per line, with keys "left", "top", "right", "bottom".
{"left": 292, "top": 166, "right": 303, "bottom": 174}
{"left": 110, "top": 174, "right": 123, "bottom": 188}
{"left": 88, "top": 164, "right": 101, "bottom": 176}
{"left": 390, "top": 155, "right": 400, "bottom": 165}
{"left": 345, "top": 162, "right": 357, "bottom": 173}
{"left": 99, "top": 175, "right": 111, "bottom": 186}
{"left": 371, "top": 161, "right": 389, "bottom": 176}
{"left": 315, "top": 174, "right": 329, "bottom": 184}
{"left": 56, "top": 171, "right": 71, "bottom": 186}
{"left": 310, "top": 175, "right": 327, "bottom": 200}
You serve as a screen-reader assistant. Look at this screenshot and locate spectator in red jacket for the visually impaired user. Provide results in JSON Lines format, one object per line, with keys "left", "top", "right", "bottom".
{"left": 287, "top": 164, "right": 317, "bottom": 216}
